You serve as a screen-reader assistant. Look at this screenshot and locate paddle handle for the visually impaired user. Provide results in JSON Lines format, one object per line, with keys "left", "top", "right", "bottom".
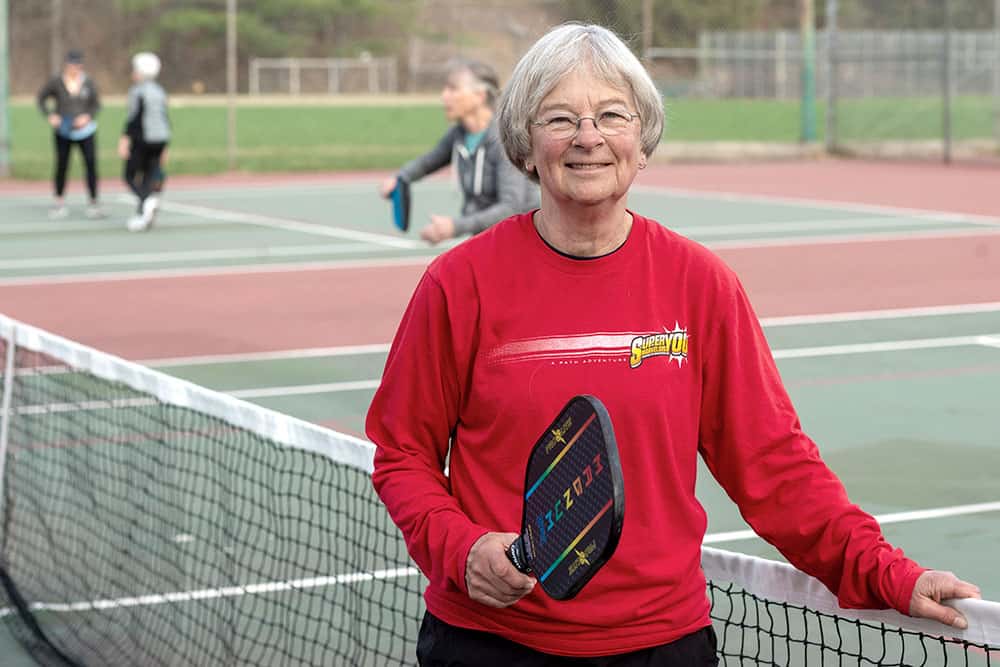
{"left": 506, "top": 535, "right": 532, "bottom": 574}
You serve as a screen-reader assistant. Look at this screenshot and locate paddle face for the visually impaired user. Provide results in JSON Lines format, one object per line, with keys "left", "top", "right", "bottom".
{"left": 389, "top": 178, "right": 411, "bottom": 231}
{"left": 507, "top": 395, "right": 624, "bottom": 600}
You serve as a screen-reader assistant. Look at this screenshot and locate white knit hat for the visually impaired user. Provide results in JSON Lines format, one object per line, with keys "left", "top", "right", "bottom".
{"left": 132, "top": 52, "right": 161, "bottom": 81}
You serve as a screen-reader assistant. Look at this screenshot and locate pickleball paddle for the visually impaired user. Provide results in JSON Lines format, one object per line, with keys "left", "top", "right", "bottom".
{"left": 506, "top": 395, "right": 624, "bottom": 600}
{"left": 389, "top": 177, "right": 411, "bottom": 232}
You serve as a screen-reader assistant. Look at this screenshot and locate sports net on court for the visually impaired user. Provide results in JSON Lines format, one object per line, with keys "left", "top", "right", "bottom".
{"left": 1, "top": 313, "right": 998, "bottom": 666}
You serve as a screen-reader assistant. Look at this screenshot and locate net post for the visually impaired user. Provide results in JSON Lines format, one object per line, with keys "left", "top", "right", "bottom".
{"left": 226, "top": 0, "right": 238, "bottom": 171}
{"left": 0, "top": 0, "right": 10, "bottom": 177}
{"left": 942, "top": 0, "right": 953, "bottom": 164}
{"left": 799, "top": 0, "right": 818, "bottom": 143}
{"left": 824, "top": 0, "right": 838, "bottom": 154}
{"left": 249, "top": 57, "right": 259, "bottom": 95}
{"left": 0, "top": 322, "right": 15, "bottom": 500}
{"left": 994, "top": 0, "right": 1000, "bottom": 148}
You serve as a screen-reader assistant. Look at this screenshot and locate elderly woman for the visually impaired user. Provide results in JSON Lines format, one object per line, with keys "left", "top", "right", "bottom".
{"left": 119, "top": 52, "right": 171, "bottom": 232}
{"left": 366, "top": 24, "right": 980, "bottom": 665}
{"left": 37, "top": 50, "right": 104, "bottom": 219}
{"left": 380, "top": 58, "right": 538, "bottom": 245}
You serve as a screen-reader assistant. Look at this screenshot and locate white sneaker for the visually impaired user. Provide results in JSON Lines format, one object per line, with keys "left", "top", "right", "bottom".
{"left": 48, "top": 205, "right": 68, "bottom": 219}
{"left": 85, "top": 203, "right": 107, "bottom": 219}
{"left": 141, "top": 195, "right": 160, "bottom": 228}
{"left": 126, "top": 214, "right": 150, "bottom": 232}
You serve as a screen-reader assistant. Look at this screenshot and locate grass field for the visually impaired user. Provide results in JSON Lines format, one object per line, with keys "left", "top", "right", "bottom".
{"left": 7, "top": 95, "right": 998, "bottom": 179}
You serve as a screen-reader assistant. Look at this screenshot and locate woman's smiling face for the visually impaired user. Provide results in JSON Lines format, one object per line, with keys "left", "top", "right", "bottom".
{"left": 525, "top": 67, "right": 643, "bottom": 208}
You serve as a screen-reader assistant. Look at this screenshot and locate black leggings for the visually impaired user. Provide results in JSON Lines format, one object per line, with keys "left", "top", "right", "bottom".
{"left": 416, "top": 611, "right": 719, "bottom": 666}
{"left": 123, "top": 141, "right": 167, "bottom": 210}
{"left": 53, "top": 133, "right": 98, "bottom": 200}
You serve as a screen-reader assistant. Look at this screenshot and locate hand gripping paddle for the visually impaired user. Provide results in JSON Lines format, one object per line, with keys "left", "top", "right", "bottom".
{"left": 506, "top": 395, "right": 625, "bottom": 600}
{"left": 389, "top": 177, "right": 411, "bottom": 232}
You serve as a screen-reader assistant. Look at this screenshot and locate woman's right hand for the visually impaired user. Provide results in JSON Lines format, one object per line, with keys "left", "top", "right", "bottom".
{"left": 379, "top": 176, "right": 398, "bottom": 198}
{"left": 465, "top": 532, "right": 536, "bottom": 608}
{"left": 47, "top": 114, "right": 60, "bottom": 129}
{"left": 117, "top": 136, "right": 131, "bottom": 159}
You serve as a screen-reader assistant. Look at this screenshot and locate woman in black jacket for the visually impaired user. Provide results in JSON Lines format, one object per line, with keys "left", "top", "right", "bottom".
{"left": 37, "top": 50, "right": 104, "bottom": 219}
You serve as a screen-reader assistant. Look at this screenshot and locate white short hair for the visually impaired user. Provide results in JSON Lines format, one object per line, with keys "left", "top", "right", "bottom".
{"left": 132, "top": 52, "right": 161, "bottom": 81}
{"left": 497, "top": 23, "right": 664, "bottom": 181}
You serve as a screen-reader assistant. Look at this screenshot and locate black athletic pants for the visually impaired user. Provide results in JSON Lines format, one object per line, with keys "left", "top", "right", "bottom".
{"left": 53, "top": 132, "right": 98, "bottom": 200}
{"left": 124, "top": 141, "right": 167, "bottom": 211}
{"left": 416, "top": 611, "right": 719, "bottom": 666}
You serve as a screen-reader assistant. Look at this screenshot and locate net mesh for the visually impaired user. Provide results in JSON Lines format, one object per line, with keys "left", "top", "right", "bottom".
{"left": 0, "top": 314, "right": 998, "bottom": 666}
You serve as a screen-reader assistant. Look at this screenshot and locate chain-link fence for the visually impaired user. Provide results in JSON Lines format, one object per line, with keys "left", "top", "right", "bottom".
{"left": 4, "top": 0, "right": 999, "bottom": 174}
{"left": 647, "top": 0, "right": 1000, "bottom": 161}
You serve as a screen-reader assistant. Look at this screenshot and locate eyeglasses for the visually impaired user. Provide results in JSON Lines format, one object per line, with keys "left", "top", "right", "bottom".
{"left": 531, "top": 110, "right": 640, "bottom": 139}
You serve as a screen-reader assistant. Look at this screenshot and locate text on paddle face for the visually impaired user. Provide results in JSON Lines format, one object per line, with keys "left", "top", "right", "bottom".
{"left": 536, "top": 453, "right": 605, "bottom": 546}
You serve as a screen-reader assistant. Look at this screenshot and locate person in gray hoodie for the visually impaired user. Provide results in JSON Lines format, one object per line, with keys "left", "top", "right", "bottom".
{"left": 380, "top": 59, "right": 538, "bottom": 245}
{"left": 118, "top": 52, "right": 171, "bottom": 232}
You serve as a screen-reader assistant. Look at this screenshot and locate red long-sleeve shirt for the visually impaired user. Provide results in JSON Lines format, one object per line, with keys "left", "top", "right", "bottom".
{"left": 366, "top": 211, "right": 924, "bottom": 656}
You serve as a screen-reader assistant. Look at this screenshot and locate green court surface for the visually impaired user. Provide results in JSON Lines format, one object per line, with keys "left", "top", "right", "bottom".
{"left": 1, "top": 179, "right": 995, "bottom": 281}
{"left": 1, "top": 179, "right": 998, "bottom": 663}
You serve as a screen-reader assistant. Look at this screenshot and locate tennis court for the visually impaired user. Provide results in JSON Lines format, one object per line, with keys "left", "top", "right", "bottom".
{"left": 1, "top": 161, "right": 999, "bottom": 664}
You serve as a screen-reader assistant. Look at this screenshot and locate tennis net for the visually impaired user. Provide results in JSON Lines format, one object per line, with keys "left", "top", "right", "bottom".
{"left": 1, "top": 313, "right": 998, "bottom": 666}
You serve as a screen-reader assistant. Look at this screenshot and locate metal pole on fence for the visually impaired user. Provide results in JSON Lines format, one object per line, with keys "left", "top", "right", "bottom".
{"left": 226, "top": 0, "right": 237, "bottom": 170}
{"left": 943, "top": 0, "right": 953, "bottom": 164}
{"left": 641, "top": 0, "right": 653, "bottom": 65}
{"left": 0, "top": 0, "right": 10, "bottom": 177}
{"left": 825, "top": 0, "right": 838, "bottom": 154}
{"left": 800, "top": 0, "right": 818, "bottom": 142}
{"left": 994, "top": 0, "right": 1000, "bottom": 147}
{"left": 49, "top": 0, "right": 62, "bottom": 75}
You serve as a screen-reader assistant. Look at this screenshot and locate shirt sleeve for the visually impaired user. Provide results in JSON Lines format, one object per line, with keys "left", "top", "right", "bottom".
{"left": 397, "top": 127, "right": 458, "bottom": 185}
{"left": 453, "top": 145, "right": 538, "bottom": 236}
{"left": 37, "top": 78, "right": 57, "bottom": 116}
{"left": 366, "top": 268, "right": 489, "bottom": 594}
{"left": 123, "top": 88, "right": 143, "bottom": 139}
{"left": 85, "top": 79, "right": 101, "bottom": 117}
{"left": 696, "top": 267, "right": 925, "bottom": 615}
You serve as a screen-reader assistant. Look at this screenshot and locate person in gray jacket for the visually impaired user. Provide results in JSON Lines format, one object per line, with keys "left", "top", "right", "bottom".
{"left": 118, "top": 52, "right": 171, "bottom": 232}
{"left": 380, "top": 59, "right": 538, "bottom": 245}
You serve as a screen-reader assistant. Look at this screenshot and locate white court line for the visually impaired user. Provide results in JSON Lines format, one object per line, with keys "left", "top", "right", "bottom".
{"left": 21, "top": 332, "right": 998, "bottom": 415}
{"left": 673, "top": 216, "right": 953, "bottom": 237}
{"left": 0, "top": 566, "right": 422, "bottom": 616}
{"left": 138, "top": 305, "right": 1000, "bottom": 368}
{"left": 0, "top": 213, "right": 946, "bottom": 239}
{"left": 155, "top": 200, "right": 423, "bottom": 249}
{"left": 203, "top": 333, "right": 1000, "bottom": 400}
{"left": 145, "top": 343, "right": 392, "bottom": 368}
{"left": 760, "top": 301, "right": 1000, "bottom": 327}
{"left": 229, "top": 379, "right": 381, "bottom": 399}
{"left": 0, "top": 243, "right": 374, "bottom": 270}
{"left": 771, "top": 334, "right": 1000, "bottom": 360}
{"left": 704, "top": 226, "right": 1000, "bottom": 250}
{"left": 2, "top": 501, "right": 996, "bottom": 617}
{"left": 704, "top": 501, "right": 1000, "bottom": 544}
{"left": 0, "top": 255, "right": 437, "bottom": 287}
{"left": 4, "top": 225, "right": 996, "bottom": 287}
{"left": 0, "top": 216, "right": 254, "bottom": 235}
{"left": 0, "top": 221, "right": 127, "bottom": 235}
{"left": 632, "top": 183, "right": 1000, "bottom": 227}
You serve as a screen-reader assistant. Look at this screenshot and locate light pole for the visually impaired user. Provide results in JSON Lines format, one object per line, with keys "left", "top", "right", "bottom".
{"left": 227, "top": 0, "right": 237, "bottom": 171}
{"left": 800, "top": 0, "right": 818, "bottom": 142}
